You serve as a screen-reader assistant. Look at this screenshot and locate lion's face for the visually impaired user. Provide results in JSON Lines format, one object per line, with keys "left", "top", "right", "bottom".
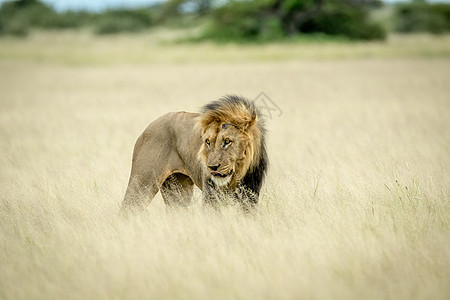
{"left": 200, "top": 122, "right": 249, "bottom": 187}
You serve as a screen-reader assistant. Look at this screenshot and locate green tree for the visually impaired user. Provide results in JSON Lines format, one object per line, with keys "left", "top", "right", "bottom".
{"left": 203, "top": 0, "right": 386, "bottom": 42}
{"left": 394, "top": 0, "right": 450, "bottom": 34}
{"left": 0, "top": 0, "right": 55, "bottom": 35}
{"left": 0, "top": 0, "right": 90, "bottom": 36}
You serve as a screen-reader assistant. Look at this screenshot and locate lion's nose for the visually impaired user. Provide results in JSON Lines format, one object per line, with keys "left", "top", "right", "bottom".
{"left": 208, "top": 164, "right": 221, "bottom": 171}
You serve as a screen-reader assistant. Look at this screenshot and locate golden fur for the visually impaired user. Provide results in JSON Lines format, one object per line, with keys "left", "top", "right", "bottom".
{"left": 121, "top": 95, "right": 267, "bottom": 212}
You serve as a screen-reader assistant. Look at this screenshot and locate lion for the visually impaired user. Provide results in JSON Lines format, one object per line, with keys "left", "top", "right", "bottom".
{"left": 121, "top": 95, "right": 268, "bottom": 212}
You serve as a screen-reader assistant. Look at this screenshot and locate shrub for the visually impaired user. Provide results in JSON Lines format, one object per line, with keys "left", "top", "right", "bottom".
{"left": 0, "top": 0, "right": 53, "bottom": 36}
{"left": 41, "top": 11, "right": 93, "bottom": 29}
{"left": 300, "top": 1, "right": 386, "bottom": 40}
{"left": 0, "top": 0, "right": 86, "bottom": 36}
{"left": 202, "top": 0, "right": 386, "bottom": 42}
{"left": 0, "top": 0, "right": 153, "bottom": 36}
{"left": 202, "top": 1, "right": 266, "bottom": 42}
{"left": 94, "top": 9, "right": 153, "bottom": 35}
{"left": 94, "top": 17, "right": 144, "bottom": 35}
{"left": 394, "top": 1, "right": 450, "bottom": 34}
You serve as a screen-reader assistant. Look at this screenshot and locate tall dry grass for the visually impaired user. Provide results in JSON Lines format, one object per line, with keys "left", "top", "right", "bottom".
{"left": 0, "top": 33, "right": 449, "bottom": 299}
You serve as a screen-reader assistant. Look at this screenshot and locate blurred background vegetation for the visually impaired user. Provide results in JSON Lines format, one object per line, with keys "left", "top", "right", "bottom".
{"left": 0, "top": 0, "right": 449, "bottom": 41}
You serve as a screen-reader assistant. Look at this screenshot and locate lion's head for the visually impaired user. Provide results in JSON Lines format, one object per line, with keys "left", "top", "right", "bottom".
{"left": 197, "top": 95, "right": 265, "bottom": 188}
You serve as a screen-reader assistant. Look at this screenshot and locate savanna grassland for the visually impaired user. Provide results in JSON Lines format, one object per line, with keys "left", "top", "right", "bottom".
{"left": 0, "top": 31, "right": 449, "bottom": 300}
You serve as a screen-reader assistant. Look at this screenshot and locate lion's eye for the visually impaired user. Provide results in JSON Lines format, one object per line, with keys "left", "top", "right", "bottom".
{"left": 205, "top": 139, "right": 210, "bottom": 146}
{"left": 223, "top": 138, "right": 232, "bottom": 146}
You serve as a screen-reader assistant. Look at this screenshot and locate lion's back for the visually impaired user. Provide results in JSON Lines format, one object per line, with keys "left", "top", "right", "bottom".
{"left": 131, "top": 111, "right": 203, "bottom": 187}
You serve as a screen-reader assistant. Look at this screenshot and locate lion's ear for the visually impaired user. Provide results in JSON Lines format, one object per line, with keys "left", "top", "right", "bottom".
{"left": 243, "top": 111, "right": 257, "bottom": 131}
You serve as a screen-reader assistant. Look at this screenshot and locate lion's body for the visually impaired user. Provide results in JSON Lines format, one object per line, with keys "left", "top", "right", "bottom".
{"left": 122, "top": 96, "right": 267, "bottom": 211}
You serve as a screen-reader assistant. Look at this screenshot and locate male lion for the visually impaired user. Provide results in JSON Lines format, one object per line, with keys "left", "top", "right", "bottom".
{"left": 121, "top": 95, "right": 267, "bottom": 211}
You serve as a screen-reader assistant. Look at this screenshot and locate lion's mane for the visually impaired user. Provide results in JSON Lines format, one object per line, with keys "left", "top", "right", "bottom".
{"left": 198, "top": 95, "right": 268, "bottom": 196}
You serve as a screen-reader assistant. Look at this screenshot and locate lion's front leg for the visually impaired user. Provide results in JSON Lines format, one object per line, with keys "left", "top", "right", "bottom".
{"left": 202, "top": 179, "right": 257, "bottom": 211}
{"left": 202, "top": 179, "right": 221, "bottom": 209}
{"left": 202, "top": 179, "right": 236, "bottom": 209}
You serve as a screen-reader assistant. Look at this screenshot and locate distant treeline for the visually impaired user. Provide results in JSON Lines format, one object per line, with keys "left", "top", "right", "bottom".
{"left": 0, "top": 0, "right": 156, "bottom": 36}
{"left": 0, "top": 0, "right": 449, "bottom": 41}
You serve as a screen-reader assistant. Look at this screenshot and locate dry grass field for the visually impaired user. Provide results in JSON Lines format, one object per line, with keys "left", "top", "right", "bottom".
{"left": 1, "top": 32, "right": 449, "bottom": 300}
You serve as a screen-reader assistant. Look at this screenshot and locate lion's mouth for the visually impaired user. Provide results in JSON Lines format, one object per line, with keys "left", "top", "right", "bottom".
{"left": 210, "top": 169, "right": 233, "bottom": 177}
